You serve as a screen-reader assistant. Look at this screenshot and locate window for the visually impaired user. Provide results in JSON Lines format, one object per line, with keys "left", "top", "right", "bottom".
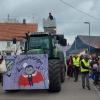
{"left": 7, "top": 41, "right": 11, "bottom": 47}
{"left": 29, "top": 37, "right": 49, "bottom": 49}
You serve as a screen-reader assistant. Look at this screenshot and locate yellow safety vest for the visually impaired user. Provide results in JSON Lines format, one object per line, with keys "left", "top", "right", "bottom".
{"left": 81, "top": 59, "right": 90, "bottom": 72}
{"left": 73, "top": 57, "right": 80, "bottom": 67}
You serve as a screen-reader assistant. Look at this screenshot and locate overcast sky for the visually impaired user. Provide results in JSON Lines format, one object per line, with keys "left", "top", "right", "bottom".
{"left": 0, "top": 0, "right": 100, "bottom": 44}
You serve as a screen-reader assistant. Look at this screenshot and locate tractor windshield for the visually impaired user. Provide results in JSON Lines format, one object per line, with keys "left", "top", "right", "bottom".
{"left": 29, "top": 36, "right": 49, "bottom": 49}
{"left": 27, "top": 36, "right": 50, "bottom": 54}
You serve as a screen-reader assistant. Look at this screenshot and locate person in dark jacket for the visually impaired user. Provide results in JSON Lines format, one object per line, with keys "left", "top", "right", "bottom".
{"left": 48, "top": 12, "right": 54, "bottom": 20}
{"left": 67, "top": 56, "right": 73, "bottom": 78}
{"left": 0, "top": 55, "right": 3, "bottom": 84}
{"left": 90, "top": 56, "right": 99, "bottom": 85}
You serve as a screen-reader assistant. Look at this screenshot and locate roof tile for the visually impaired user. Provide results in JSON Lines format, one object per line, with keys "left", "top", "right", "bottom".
{"left": 0, "top": 23, "right": 38, "bottom": 41}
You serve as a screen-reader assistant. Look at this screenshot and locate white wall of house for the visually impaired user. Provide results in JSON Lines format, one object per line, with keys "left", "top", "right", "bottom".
{"left": 0, "top": 41, "right": 9, "bottom": 51}
{"left": 0, "top": 41, "right": 21, "bottom": 55}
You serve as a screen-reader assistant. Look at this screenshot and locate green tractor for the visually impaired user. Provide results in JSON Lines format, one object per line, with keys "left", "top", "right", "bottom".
{"left": 24, "top": 33, "right": 67, "bottom": 92}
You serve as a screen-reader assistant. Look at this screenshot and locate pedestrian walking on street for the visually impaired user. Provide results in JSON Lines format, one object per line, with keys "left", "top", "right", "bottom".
{"left": 90, "top": 56, "right": 99, "bottom": 85}
{"left": 67, "top": 56, "right": 73, "bottom": 78}
{"left": 72, "top": 55, "right": 80, "bottom": 82}
{"left": 0, "top": 55, "right": 4, "bottom": 85}
{"left": 81, "top": 54, "right": 91, "bottom": 90}
{"left": 98, "top": 57, "right": 100, "bottom": 89}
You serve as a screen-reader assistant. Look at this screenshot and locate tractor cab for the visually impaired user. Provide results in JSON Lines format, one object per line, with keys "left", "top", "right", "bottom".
{"left": 24, "top": 33, "right": 66, "bottom": 59}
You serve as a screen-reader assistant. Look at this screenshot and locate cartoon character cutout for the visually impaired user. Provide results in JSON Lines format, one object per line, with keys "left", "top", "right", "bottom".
{"left": 18, "top": 63, "right": 44, "bottom": 87}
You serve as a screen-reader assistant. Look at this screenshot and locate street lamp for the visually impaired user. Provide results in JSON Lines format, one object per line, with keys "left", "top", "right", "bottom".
{"left": 84, "top": 22, "right": 90, "bottom": 53}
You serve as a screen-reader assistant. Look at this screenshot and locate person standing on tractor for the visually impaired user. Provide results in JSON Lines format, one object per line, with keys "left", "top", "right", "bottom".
{"left": 72, "top": 55, "right": 80, "bottom": 82}
{"left": 81, "top": 54, "right": 91, "bottom": 90}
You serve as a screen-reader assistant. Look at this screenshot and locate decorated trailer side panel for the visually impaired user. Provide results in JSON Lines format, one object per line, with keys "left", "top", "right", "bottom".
{"left": 3, "top": 54, "right": 49, "bottom": 90}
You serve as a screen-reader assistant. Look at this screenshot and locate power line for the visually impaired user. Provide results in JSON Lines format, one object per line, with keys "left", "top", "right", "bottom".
{"left": 59, "top": 0, "right": 100, "bottom": 20}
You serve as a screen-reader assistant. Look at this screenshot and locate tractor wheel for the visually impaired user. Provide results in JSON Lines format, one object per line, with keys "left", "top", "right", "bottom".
{"left": 48, "top": 59, "right": 61, "bottom": 92}
{"left": 60, "top": 61, "right": 66, "bottom": 83}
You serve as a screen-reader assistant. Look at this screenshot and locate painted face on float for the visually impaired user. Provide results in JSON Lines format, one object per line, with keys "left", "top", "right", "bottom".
{"left": 23, "top": 63, "right": 35, "bottom": 75}
{"left": 25, "top": 65, "right": 35, "bottom": 75}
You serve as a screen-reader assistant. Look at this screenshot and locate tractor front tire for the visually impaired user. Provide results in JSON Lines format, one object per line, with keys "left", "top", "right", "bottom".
{"left": 60, "top": 61, "right": 66, "bottom": 83}
{"left": 48, "top": 59, "right": 61, "bottom": 92}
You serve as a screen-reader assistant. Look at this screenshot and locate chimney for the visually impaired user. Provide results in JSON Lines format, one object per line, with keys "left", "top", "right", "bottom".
{"left": 23, "top": 19, "right": 26, "bottom": 24}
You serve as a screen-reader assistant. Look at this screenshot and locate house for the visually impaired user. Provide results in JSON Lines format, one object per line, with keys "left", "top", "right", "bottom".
{"left": 0, "top": 22, "right": 38, "bottom": 55}
{"left": 67, "top": 35, "right": 100, "bottom": 55}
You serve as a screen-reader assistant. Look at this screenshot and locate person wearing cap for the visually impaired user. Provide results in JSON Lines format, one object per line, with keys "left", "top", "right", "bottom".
{"left": 81, "top": 54, "right": 91, "bottom": 90}
{"left": 72, "top": 55, "right": 80, "bottom": 82}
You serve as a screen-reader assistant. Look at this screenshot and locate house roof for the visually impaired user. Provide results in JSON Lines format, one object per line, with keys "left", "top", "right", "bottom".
{"left": 69, "top": 49, "right": 86, "bottom": 54}
{"left": 0, "top": 23, "right": 38, "bottom": 41}
{"left": 78, "top": 35, "right": 100, "bottom": 49}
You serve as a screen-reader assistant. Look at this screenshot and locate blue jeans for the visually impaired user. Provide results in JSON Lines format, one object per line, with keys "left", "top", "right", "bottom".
{"left": 93, "top": 69, "right": 99, "bottom": 85}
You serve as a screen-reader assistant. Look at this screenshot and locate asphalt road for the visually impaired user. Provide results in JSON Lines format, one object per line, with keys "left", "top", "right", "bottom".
{"left": 0, "top": 77, "right": 99, "bottom": 100}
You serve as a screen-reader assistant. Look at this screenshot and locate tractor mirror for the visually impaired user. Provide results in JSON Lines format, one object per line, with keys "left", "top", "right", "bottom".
{"left": 59, "top": 39, "right": 67, "bottom": 46}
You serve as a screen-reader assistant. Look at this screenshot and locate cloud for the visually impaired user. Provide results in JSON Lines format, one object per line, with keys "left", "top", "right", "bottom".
{"left": 78, "top": 1, "right": 94, "bottom": 12}
{"left": 0, "top": 0, "right": 100, "bottom": 44}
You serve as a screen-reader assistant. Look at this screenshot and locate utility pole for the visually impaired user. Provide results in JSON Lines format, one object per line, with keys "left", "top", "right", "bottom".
{"left": 84, "top": 22, "right": 90, "bottom": 53}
